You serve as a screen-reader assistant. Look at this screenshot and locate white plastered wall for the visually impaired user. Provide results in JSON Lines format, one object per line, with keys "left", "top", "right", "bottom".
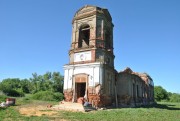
{"left": 63, "top": 62, "right": 102, "bottom": 90}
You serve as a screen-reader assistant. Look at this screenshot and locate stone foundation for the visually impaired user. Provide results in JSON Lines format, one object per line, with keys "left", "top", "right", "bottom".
{"left": 64, "top": 89, "right": 113, "bottom": 108}
{"left": 88, "top": 94, "right": 113, "bottom": 107}
{"left": 64, "top": 89, "right": 73, "bottom": 102}
{"left": 117, "top": 95, "right": 154, "bottom": 107}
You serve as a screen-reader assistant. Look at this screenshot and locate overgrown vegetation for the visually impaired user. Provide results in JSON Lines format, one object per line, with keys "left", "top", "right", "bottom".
{"left": 1, "top": 72, "right": 179, "bottom": 104}
{"left": 154, "top": 86, "right": 180, "bottom": 102}
{"left": 168, "top": 93, "right": 180, "bottom": 102}
{"left": 0, "top": 94, "right": 8, "bottom": 102}
{"left": 32, "top": 91, "right": 64, "bottom": 101}
{"left": 0, "top": 72, "right": 64, "bottom": 102}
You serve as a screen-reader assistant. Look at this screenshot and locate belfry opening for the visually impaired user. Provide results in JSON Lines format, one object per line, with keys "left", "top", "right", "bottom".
{"left": 78, "top": 24, "right": 90, "bottom": 48}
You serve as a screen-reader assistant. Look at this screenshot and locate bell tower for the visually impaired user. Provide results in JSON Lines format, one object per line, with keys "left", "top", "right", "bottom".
{"left": 69, "top": 5, "right": 114, "bottom": 66}
{"left": 64, "top": 5, "right": 115, "bottom": 107}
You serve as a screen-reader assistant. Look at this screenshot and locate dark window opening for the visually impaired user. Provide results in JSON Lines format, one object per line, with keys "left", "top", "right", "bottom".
{"left": 78, "top": 25, "right": 90, "bottom": 48}
{"left": 133, "top": 83, "right": 136, "bottom": 102}
{"left": 105, "top": 30, "right": 111, "bottom": 49}
{"left": 137, "top": 85, "right": 139, "bottom": 97}
{"left": 141, "top": 86, "right": 143, "bottom": 97}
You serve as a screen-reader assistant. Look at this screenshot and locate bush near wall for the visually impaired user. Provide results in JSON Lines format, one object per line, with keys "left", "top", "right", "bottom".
{"left": 32, "top": 91, "right": 64, "bottom": 101}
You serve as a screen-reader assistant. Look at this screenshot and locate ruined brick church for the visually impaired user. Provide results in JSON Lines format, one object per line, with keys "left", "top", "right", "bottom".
{"left": 63, "top": 5, "right": 154, "bottom": 107}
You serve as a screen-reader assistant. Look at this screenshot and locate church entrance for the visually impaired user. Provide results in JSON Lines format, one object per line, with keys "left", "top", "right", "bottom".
{"left": 73, "top": 74, "right": 88, "bottom": 103}
{"left": 76, "top": 82, "right": 86, "bottom": 98}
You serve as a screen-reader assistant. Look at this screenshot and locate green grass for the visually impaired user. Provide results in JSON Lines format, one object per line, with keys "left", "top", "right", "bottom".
{"left": 0, "top": 94, "right": 8, "bottom": 102}
{"left": 58, "top": 102, "right": 180, "bottom": 121}
{"left": 0, "top": 97, "right": 180, "bottom": 121}
{"left": 0, "top": 96, "right": 58, "bottom": 121}
{"left": 0, "top": 106, "right": 50, "bottom": 121}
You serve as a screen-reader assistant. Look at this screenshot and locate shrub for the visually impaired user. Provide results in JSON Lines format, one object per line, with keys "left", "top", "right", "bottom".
{"left": 169, "top": 93, "right": 180, "bottom": 102}
{"left": 0, "top": 91, "right": 5, "bottom": 95}
{"left": 154, "top": 86, "right": 168, "bottom": 101}
{"left": 5, "top": 89, "right": 25, "bottom": 97}
{"left": 0, "top": 95, "right": 8, "bottom": 102}
{"left": 32, "top": 91, "right": 64, "bottom": 101}
{"left": 160, "top": 99, "right": 169, "bottom": 102}
{"left": 54, "top": 92, "right": 64, "bottom": 101}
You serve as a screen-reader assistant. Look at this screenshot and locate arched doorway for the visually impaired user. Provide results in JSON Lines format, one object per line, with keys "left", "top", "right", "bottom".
{"left": 73, "top": 74, "right": 88, "bottom": 102}
{"left": 76, "top": 83, "right": 86, "bottom": 98}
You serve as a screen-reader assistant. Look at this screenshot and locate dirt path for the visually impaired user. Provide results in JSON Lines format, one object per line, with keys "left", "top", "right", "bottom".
{"left": 17, "top": 103, "right": 58, "bottom": 117}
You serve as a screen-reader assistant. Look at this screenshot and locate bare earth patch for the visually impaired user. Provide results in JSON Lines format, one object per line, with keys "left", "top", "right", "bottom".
{"left": 18, "top": 105, "right": 58, "bottom": 116}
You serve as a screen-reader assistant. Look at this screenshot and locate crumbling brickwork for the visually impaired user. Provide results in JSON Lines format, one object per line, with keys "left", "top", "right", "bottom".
{"left": 117, "top": 67, "right": 154, "bottom": 107}
{"left": 63, "top": 5, "right": 154, "bottom": 108}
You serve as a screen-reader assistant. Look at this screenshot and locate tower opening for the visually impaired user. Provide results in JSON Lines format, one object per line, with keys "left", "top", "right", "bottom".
{"left": 78, "top": 25, "right": 90, "bottom": 48}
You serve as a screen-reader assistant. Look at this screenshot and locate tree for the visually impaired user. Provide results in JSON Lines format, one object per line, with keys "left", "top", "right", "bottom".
{"left": 20, "top": 79, "right": 32, "bottom": 93}
{"left": 0, "top": 78, "right": 21, "bottom": 92}
{"left": 154, "top": 86, "right": 168, "bottom": 101}
{"left": 29, "top": 72, "right": 64, "bottom": 93}
{"left": 169, "top": 93, "right": 180, "bottom": 102}
{"left": 42, "top": 72, "right": 53, "bottom": 91}
{"left": 0, "top": 78, "right": 25, "bottom": 97}
{"left": 29, "top": 73, "right": 39, "bottom": 93}
{"left": 52, "top": 72, "right": 64, "bottom": 93}
{"left": 0, "top": 71, "right": 64, "bottom": 95}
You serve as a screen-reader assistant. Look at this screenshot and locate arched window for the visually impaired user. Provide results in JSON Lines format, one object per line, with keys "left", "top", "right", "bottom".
{"left": 78, "top": 24, "right": 90, "bottom": 48}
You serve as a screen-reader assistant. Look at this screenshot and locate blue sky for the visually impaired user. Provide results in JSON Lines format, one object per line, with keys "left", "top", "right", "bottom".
{"left": 0, "top": 0, "right": 179, "bottom": 93}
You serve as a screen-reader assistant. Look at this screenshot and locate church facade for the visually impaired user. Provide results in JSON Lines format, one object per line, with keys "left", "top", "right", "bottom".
{"left": 63, "top": 5, "right": 154, "bottom": 107}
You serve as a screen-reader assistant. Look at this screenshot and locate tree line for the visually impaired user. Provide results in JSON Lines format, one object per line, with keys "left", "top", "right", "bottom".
{"left": 154, "top": 86, "right": 180, "bottom": 102}
{"left": 0, "top": 72, "right": 179, "bottom": 103}
{"left": 0, "top": 72, "right": 63, "bottom": 97}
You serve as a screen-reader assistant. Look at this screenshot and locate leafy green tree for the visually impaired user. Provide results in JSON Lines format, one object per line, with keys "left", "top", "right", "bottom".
{"left": 0, "top": 78, "right": 25, "bottom": 97}
{"left": 43, "top": 72, "right": 51, "bottom": 80}
{"left": 0, "top": 78, "right": 21, "bottom": 93}
{"left": 20, "top": 79, "right": 32, "bottom": 93}
{"left": 169, "top": 93, "right": 180, "bottom": 102}
{"left": 167, "top": 92, "right": 172, "bottom": 98}
{"left": 52, "top": 72, "right": 64, "bottom": 93}
{"left": 30, "top": 73, "right": 39, "bottom": 93}
{"left": 154, "top": 86, "right": 168, "bottom": 101}
{"left": 0, "top": 71, "right": 64, "bottom": 96}
{"left": 29, "top": 72, "right": 64, "bottom": 93}
{"left": 42, "top": 72, "right": 53, "bottom": 91}
{"left": 30, "top": 73, "right": 46, "bottom": 93}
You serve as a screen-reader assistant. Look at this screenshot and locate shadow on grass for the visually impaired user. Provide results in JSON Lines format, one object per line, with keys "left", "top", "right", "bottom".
{"left": 0, "top": 107, "right": 7, "bottom": 110}
{"left": 139, "top": 103, "right": 180, "bottom": 110}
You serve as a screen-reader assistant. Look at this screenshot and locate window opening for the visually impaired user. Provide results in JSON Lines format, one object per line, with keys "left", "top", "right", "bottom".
{"left": 78, "top": 25, "right": 90, "bottom": 48}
